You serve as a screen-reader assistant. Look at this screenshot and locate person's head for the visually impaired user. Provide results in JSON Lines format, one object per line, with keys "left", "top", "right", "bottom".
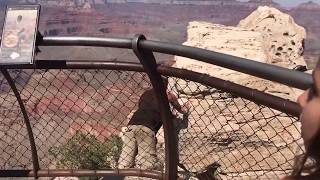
{"left": 17, "top": 15, "right": 22, "bottom": 23}
{"left": 290, "top": 57, "right": 320, "bottom": 179}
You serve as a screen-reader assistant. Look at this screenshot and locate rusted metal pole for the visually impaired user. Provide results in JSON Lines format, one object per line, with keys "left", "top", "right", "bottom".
{"left": 132, "top": 34, "right": 178, "bottom": 180}
{"left": 0, "top": 69, "right": 40, "bottom": 178}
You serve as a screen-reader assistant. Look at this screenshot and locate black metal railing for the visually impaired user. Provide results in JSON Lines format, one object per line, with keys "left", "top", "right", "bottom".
{"left": 0, "top": 34, "right": 311, "bottom": 179}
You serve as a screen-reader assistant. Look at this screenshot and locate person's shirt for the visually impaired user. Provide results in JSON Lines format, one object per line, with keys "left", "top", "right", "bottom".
{"left": 128, "top": 89, "right": 165, "bottom": 133}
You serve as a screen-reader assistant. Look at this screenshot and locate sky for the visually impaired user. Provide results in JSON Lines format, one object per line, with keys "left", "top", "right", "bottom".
{"left": 275, "top": 0, "right": 320, "bottom": 7}
{"left": 238, "top": 0, "right": 320, "bottom": 7}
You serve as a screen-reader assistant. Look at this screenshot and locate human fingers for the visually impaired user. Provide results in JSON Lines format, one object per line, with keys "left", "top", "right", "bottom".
{"left": 184, "top": 101, "right": 192, "bottom": 110}
{"left": 300, "top": 97, "right": 320, "bottom": 148}
{"left": 297, "top": 89, "right": 310, "bottom": 108}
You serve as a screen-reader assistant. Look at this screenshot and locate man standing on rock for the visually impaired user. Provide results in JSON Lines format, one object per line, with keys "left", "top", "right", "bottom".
{"left": 118, "top": 77, "right": 191, "bottom": 170}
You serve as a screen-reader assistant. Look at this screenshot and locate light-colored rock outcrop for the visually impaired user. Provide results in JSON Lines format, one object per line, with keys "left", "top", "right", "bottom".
{"left": 238, "top": 6, "right": 306, "bottom": 69}
{"left": 173, "top": 21, "right": 267, "bottom": 86}
{"left": 157, "top": 6, "right": 306, "bottom": 179}
{"left": 172, "top": 6, "right": 306, "bottom": 101}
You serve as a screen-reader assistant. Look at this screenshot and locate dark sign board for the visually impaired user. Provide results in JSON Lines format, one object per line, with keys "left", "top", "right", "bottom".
{"left": 0, "top": 5, "right": 40, "bottom": 65}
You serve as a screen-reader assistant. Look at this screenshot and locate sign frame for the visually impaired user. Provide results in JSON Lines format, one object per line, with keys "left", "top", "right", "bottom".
{"left": 0, "top": 5, "right": 41, "bottom": 65}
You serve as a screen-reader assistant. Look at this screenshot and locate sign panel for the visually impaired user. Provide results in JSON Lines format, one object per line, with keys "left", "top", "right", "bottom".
{"left": 0, "top": 5, "right": 40, "bottom": 64}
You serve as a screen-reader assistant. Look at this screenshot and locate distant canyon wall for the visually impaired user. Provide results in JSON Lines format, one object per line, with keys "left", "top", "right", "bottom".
{"left": 23, "top": 0, "right": 280, "bottom": 7}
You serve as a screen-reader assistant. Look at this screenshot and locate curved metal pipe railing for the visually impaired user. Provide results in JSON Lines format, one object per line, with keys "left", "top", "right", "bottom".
{"left": 0, "top": 34, "right": 306, "bottom": 179}
{"left": 0, "top": 61, "right": 301, "bottom": 179}
{"left": 6, "top": 60, "right": 301, "bottom": 117}
{"left": 39, "top": 36, "right": 132, "bottom": 49}
{"left": 157, "top": 65, "right": 301, "bottom": 117}
{"left": 132, "top": 34, "right": 178, "bottom": 180}
{"left": 0, "top": 69, "right": 40, "bottom": 178}
{"left": 39, "top": 36, "right": 313, "bottom": 90}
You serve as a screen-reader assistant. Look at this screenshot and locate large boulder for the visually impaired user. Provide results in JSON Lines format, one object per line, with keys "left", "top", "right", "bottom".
{"left": 238, "top": 6, "right": 306, "bottom": 69}
{"left": 174, "top": 21, "right": 267, "bottom": 81}
{"left": 171, "top": 6, "right": 306, "bottom": 101}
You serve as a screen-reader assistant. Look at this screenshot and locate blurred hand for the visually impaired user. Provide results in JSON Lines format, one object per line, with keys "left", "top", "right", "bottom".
{"left": 181, "top": 101, "right": 192, "bottom": 114}
{"left": 297, "top": 89, "right": 320, "bottom": 150}
{"left": 167, "top": 91, "right": 178, "bottom": 101}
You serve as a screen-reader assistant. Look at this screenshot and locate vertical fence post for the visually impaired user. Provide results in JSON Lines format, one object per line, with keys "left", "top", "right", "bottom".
{"left": 132, "top": 34, "right": 178, "bottom": 180}
{"left": 0, "top": 69, "right": 40, "bottom": 178}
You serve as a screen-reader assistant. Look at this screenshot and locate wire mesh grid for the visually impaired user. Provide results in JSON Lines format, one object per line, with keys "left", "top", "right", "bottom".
{"left": 0, "top": 69, "right": 303, "bottom": 180}
{"left": 167, "top": 77, "right": 304, "bottom": 180}
{"left": 0, "top": 69, "right": 36, "bottom": 170}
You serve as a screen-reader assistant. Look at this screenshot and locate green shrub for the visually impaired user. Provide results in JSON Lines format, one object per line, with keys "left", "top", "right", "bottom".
{"left": 49, "top": 132, "right": 123, "bottom": 170}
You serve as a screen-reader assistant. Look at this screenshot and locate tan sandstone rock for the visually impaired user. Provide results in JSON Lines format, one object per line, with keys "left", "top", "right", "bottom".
{"left": 174, "top": 21, "right": 267, "bottom": 84}
{"left": 238, "top": 6, "right": 306, "bottom": 69}
{"left": 172, "top": 6, "right": 307, "bottom": 101}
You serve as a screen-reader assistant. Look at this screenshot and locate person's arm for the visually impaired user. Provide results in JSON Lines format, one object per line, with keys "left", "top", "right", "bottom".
{"left": 167, "top": 91, "right": 191, "bottom": 114}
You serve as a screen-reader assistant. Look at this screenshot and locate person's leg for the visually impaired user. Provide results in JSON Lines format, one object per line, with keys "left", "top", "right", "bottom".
{"left": 118, "top": 126, "right": 137, "bottom": 169}
{"left": 135, "top": 125, "right": 160, "bottom": 170}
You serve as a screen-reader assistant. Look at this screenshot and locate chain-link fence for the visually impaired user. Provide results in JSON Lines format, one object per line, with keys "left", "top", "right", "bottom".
{"left": 0, "top": 68, "right": 303, "bottom": 179}
{"left": 167, "top": 77, "right": 303, "bottom": 179}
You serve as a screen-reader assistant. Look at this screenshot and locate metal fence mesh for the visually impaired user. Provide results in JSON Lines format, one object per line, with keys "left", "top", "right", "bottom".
{"left": 167, "top": 78, "right": 303, "bottom": 179}
{"left": 0, "top": 69, "right": 303, "bottom": 179}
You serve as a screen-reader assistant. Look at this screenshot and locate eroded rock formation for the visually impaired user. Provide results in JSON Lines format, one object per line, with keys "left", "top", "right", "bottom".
{"left": 238, "top": 6, "right": 306, "bottom": 68}
{"left": 171, "top": 6, "right": 306, "bottom": 101}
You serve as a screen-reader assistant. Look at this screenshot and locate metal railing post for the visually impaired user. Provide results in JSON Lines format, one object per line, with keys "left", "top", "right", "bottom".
{"left": 132, "top": 34, "right": 178, "bottom": 180}
{"left": 0, "top": 69, "right": 40, "bottom": 178}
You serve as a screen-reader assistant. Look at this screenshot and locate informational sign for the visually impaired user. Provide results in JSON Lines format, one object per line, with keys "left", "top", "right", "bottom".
{"left": 0, "top": 5, "right": 40, "bottom": 64}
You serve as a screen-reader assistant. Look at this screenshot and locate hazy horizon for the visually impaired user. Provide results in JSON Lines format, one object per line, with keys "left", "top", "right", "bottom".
{"left": 239, "top": 0, "right": 320, "bottom": 7}
{"left": 2, "top": 0, "right": 320, "bottom": 8}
